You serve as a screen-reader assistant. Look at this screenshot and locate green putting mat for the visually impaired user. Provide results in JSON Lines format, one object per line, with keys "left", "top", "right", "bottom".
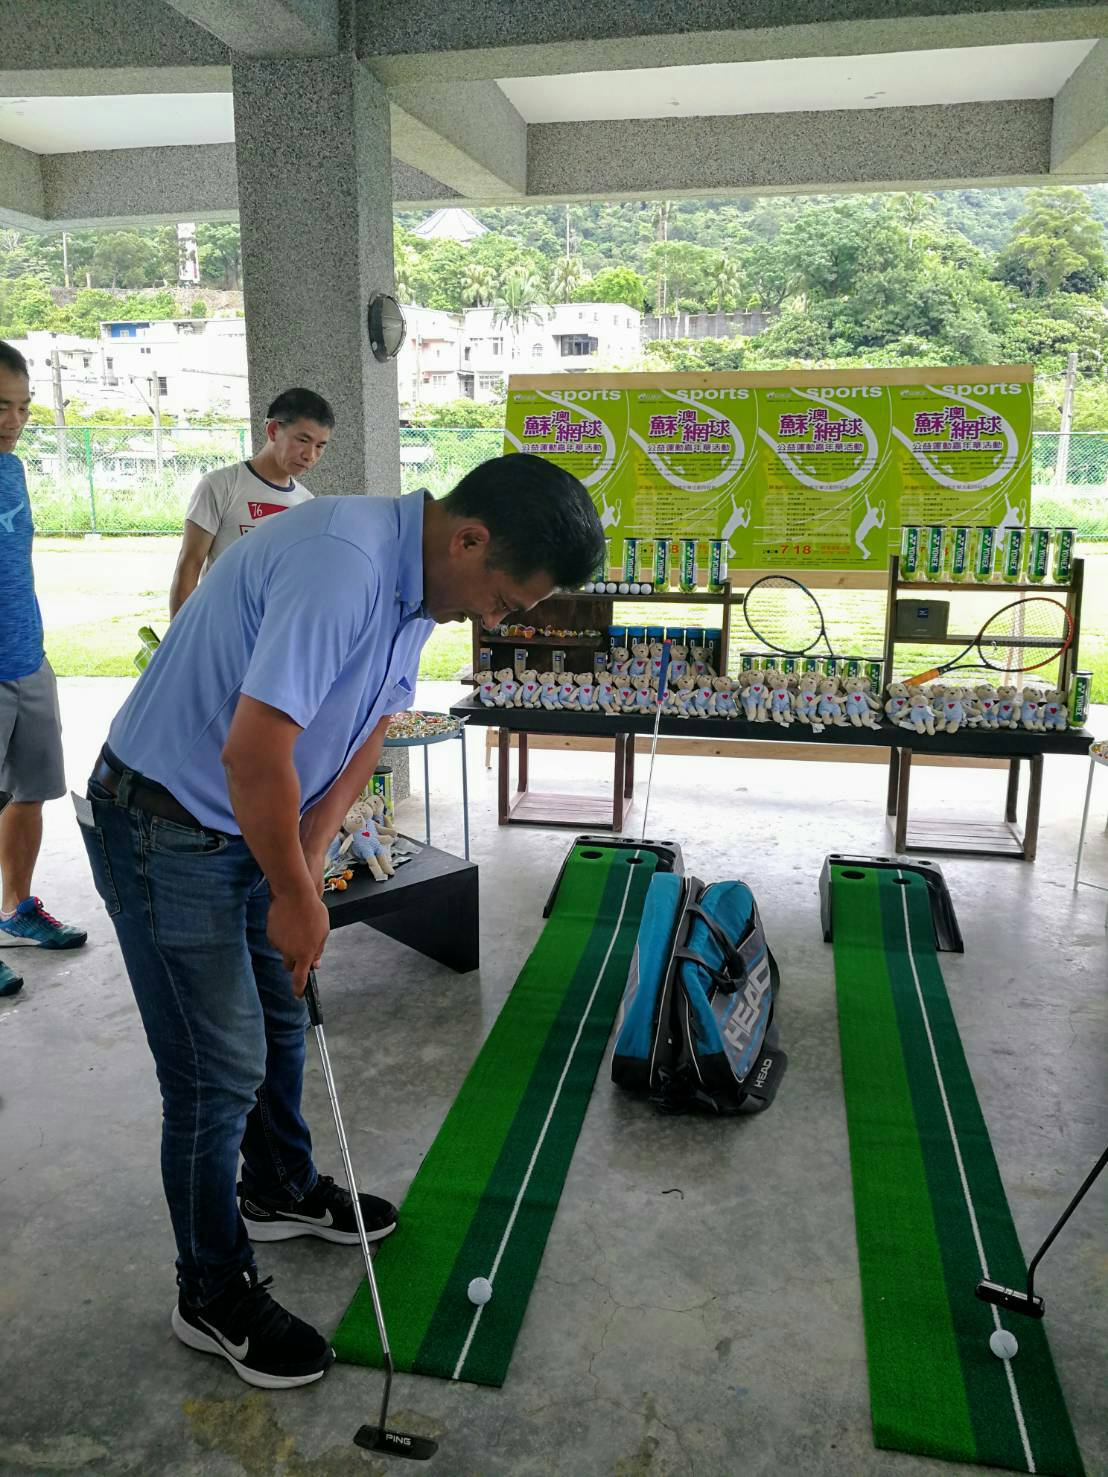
{"left": 830, "top": 864, "right": 1084, "bottom": 1477}
{"left": 333, "top": 842, "right": 658, "bottom": 1386}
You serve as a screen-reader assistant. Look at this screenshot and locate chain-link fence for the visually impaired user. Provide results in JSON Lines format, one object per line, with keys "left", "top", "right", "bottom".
{"left": 20, "top": 424, "right": 1108, "bottom": 538}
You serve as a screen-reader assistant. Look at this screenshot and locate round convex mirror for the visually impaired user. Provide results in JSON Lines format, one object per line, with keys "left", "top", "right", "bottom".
{"left": 368, "top": 293, "right": 407, "bottom": 361}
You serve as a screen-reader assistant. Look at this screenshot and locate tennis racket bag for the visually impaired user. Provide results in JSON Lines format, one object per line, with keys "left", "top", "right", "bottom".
{"left": 612, "top": 872, "right": 787, "bottom": 1114}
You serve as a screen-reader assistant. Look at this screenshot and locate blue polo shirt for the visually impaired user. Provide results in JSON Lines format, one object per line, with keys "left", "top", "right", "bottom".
{"left": 0, "top": 453, "right": 45, "bottom": 682}
{"left": 108, "top": 491, "right": 434, "bottom": 833}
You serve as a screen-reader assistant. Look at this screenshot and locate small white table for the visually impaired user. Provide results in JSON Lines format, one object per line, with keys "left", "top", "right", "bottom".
{"left": 1072, "top": 738, "right": 1108, "bottom": 923}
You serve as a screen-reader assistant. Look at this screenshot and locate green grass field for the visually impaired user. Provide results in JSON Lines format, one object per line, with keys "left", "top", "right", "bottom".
{"left": 33, "top": 536, "right": 1108, "bottom": 701}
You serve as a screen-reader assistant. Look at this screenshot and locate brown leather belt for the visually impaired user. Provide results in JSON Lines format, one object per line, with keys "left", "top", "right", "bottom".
{"left": 91, "top": 746, "right": 214, "bottom": 832}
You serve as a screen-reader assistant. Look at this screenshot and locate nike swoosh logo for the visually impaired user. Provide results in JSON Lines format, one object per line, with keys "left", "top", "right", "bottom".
{"left": 198, "top": 1317, "right": 249, "bottom": 1361}
{"left": 244, "top": 1199, "right": 333, "bottom": 1228}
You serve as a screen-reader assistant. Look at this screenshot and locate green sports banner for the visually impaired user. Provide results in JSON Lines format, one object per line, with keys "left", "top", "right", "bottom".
{"left": 503, "top": 368, "right": 1033, "bottom": 572}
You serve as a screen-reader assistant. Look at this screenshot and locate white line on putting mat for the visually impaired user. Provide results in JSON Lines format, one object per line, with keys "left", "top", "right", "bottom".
{"left": 896, "top": 873, "right": 1035, "bottom": 1475}
{"left": 452, "top": 852, "right": 641, "bottom": 1382}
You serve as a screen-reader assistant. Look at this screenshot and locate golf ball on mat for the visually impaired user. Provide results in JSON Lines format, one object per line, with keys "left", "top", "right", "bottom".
{"left": 990, "top": 1329, "right": 1019, "bottom": 1360}
{"left": 468, "top": 1277, "right": 493, "bottom": 1306}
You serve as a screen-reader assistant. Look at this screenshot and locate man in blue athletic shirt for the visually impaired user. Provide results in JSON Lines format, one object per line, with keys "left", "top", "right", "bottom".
{"left": 0, "top": 341, "right": 87, "bottom": 998}
{"left": 78, "top": 448, "right": 604, "bottom": 1390}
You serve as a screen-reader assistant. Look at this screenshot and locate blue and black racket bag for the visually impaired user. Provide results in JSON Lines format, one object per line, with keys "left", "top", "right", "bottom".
{"left": 612, "top": 872, "right": 787, "bottom": 1114}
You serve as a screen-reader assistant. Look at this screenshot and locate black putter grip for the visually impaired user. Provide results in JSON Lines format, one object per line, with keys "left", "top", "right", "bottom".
{"left": 305, "top": 970, "right": 323, "bottom": 1027}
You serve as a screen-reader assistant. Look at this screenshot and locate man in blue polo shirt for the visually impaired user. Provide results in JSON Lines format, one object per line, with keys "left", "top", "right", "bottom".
{"left": 0, "top": 340, "right": 87, "bottom": 1000}
{"left": 79, "top": 450, "right": 604, "bottom": 1390}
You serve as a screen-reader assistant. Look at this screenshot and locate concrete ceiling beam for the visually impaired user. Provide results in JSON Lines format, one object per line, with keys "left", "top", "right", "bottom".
{"left": 525, "top": 100, "right": 1055, "bottom": 200}
{"left": 163, "top": 0, "right": 341, "bottom": 58}
{"left": 0, "top": 0, "right": 228, "bottom": 80}
{"left": 357, "top": 1, "right": 1108, "bottom": 85}
{"left": 1051, "top": 37, "right": 1108, "bottom": 176}
{"left": 389, "top": 82, "right": 526, "bottom": 197}
{"left": 0, "top": 138, "right": 46, "bottom": 230}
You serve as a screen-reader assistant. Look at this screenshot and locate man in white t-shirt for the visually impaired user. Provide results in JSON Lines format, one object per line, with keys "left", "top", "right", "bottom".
{"left": 169, "top": 388, "right": 334, "bottom": 617}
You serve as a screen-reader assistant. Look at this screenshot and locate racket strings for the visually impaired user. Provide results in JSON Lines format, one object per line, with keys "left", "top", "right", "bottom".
{"left": 975, "top": 597, "right": 1072, "bottom": 673}
{"left": 743, "top": 578, "right": 825, "bottom": 655}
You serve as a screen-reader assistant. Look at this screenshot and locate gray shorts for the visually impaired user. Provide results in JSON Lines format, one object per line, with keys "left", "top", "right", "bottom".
{"left": 0, "top": 659, "right": 67, "bottom": 803}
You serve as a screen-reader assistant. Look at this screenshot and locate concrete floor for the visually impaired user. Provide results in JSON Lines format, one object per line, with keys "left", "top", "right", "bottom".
{"left": 1, "top": 679, "right": 1105, "bottom": 1477}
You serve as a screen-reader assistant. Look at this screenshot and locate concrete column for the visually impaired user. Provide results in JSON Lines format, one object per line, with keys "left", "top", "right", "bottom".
{"left": 232, "top": 53, "right": 411, "bottom": 801}
{"left": 232, "top": 52, "right": 400, "bottom": 494}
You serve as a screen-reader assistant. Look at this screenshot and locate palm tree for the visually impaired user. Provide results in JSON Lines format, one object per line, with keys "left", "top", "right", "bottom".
{"left": 712, "top": 256, "right": 743, "bottom": 312}
{"left": 492, "top": 268, "right": 547, "bottom": 338}
{"left": 462, "top": 261, "right": 497, "bottom": 307}
{"left": 549, "top": 255, "right": 586, "bottom": 303}
{"left": 394, "top": 240, "right": 417, "bottom": 302}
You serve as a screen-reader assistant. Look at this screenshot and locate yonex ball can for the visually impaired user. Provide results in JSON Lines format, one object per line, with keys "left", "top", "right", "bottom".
{"left": 901, "top": 525, "right": 922, "bottom": 580}
{"left": 972, "top": 525, "right": 997, "bottom": 582}
{"left": 1068, "top": 671, "right": 1091, "bottom": 727}
{"left": 679, "top": 539, "right": 697, "bottom": 593}
{"left": 923, "top": 525, "right": 945, "bottom": 581}
{"left": 622, "top": 537, "right": 639, "bottom": 582}
{"left": 708, "top": 540, "right": 726, "bottom": 592}
{"left": 1001, "top": 526, "right": 1025, "bottom": 583}
{"left": 1027, "top": 526, "right": 1050, "bottom": 584}
{"left": 948, "top": 526, "right": 970, "bottom": 582}
{"left": 653, "top": 539, "right": 668, "bottom": 587}
{"left": 1053, "top": 528, "right": 1075, "bottom": 584}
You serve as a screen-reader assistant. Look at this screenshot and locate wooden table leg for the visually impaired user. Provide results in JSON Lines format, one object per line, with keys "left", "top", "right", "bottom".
{"left": 1024, "top": 754, "right": 1044, "bottom": 862}
{"left": 518, "top": 730, "right": 529, "bottom": 795}
{"left": 894, "top": 747, "right": 911, "bottom": 852}
{"left": 625, "top": 733, "right": 636, "bottom": 799}
{"left": 1005, "top": 758, "right": 1020, "bottom": 823}
{"left": 612, "top": 733, "right": 626, "bottom": 832}
{"left": 887, "top": 748, "right": 901, "bottom": 817}
{"left": 497, "top": 727, "right": 509, "bottom": 824}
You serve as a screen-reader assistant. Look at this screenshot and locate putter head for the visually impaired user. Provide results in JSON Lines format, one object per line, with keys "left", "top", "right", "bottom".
{"left": 354, "top": 1424, "right": 438, "bottom": 1461}
{"left": 974, "top": 1279, "right": 1045, "bottom": 1319}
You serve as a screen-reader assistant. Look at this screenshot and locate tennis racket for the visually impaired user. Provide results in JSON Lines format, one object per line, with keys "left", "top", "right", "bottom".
{"left": 742, "top": 575, "right": 835, "bottom": 658}
{"left": 906, "top": 596, "right": 1073, "bottom": 685}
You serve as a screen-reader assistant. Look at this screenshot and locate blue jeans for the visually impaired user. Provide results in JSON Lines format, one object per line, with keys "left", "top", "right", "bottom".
{"left": 79, "top": 770, "right": 319, "bottom": 1305}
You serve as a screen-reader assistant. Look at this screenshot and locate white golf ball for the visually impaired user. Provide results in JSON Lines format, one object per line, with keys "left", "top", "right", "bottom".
{"left": 582, "top": 581, "right": 595, "bottom": 593}
{"left": 467, "top": 1277, "right": 493, "bottom": 1306}
{"left": 640, "top": 582, "right": 653, "bottom": 595}
{"left": 605, "top": 582, "right": 618, "bottom": 594}
{"left": 618, "top": 582, "right": 630, "bottom": 594}
{"left": 629, "top": 582, "right": 641, "bottom": 594}
{"left": 990, "top": 1328, "right": 1018, "bottom": 1360}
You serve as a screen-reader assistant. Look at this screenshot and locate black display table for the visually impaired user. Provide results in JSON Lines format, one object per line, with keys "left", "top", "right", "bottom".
{"left": 451, "top": 696, "right": 1092, "bottom": 862}
{"left": 324, "top": 835, "right": 478, "bottom": 972}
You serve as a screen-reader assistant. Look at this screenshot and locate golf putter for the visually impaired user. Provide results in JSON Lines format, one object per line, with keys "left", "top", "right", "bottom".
{"left": 305, "top": 969, "right": 437, "bottom": 1462}
{"left": 975, "top": 1142, "right": 1107, "bottom": 1319}
{"left": 639, "top": 641, "right": 671, "bottom": 844}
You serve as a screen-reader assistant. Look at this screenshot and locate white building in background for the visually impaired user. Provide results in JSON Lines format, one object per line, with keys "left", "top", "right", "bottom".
{"left": 396, "top": 301, "right": 642, "bottom": 410}
{"left": 14, "top": 299, "right": 642, "bottom": 424}
{"left": 11, "top": 317, "right": 249, "bottom": 422}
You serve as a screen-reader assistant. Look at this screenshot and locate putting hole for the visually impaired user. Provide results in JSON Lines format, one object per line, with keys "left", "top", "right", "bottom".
{"left": 840, "top": 869, "right": 867, "bottom": 880}
{"left": 893, "top": 877, "right": 911, "bottom": 886}
{"left": 580, "top": 849, "right": 604, "bottom": 859}
{"left": 625, "top": 856, "right": 642, "bottom": 865}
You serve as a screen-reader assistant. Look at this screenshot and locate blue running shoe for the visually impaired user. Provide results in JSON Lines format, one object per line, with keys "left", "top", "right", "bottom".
{"left": 0, "top": 898, "right": 87, "bottom": 950}
{"left": 0, "top": 960, "right": 23, "bottom": 996}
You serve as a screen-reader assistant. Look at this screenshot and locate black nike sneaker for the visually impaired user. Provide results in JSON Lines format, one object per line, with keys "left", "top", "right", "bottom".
{"left": 238, "top": 1174, "right": 398, "bottom": 1245}
{"left": 171, "top": 1268, "right": 334, "bottom": 1389}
